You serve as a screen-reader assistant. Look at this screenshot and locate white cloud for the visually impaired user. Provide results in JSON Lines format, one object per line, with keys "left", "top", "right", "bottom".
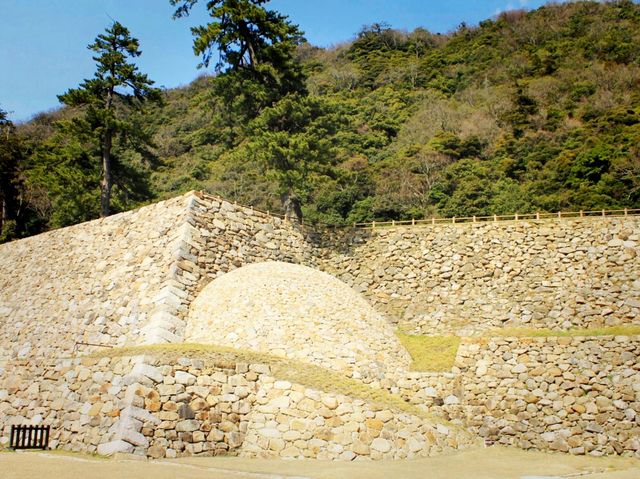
{"left": 495, "top": 0, "right": 529, "bottom": 16}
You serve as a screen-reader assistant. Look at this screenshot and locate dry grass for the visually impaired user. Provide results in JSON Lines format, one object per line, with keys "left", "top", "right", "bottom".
{"left": 485, "top": 325, "right": 640, "bottom": 338}
{"left": 396, "top": 333, "right": 460, "bottom": 372}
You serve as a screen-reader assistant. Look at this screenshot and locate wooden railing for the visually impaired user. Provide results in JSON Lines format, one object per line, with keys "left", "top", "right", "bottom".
{"left": 350, "top": 208, "right": 640, "bottom": 229}
{"left": 194, "top": 191, "right": 640, "bottom": 230}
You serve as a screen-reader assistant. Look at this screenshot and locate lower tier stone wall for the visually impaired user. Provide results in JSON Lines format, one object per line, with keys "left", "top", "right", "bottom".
{"left": 2, "top": 336, "right": 637, "bottom": 459}
{"left": 394, "top": 336, "right": 640, "bottom": 457}
{"left": 0, "top": 354, "right": 474, "bottom": 460}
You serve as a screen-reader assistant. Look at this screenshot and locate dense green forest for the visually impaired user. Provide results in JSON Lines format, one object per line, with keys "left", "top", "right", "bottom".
{"left": 1, "top": 0, "right": 639, "bottom": 241}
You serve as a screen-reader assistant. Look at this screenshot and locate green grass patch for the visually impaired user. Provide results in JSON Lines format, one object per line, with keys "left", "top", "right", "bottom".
{"left": 396, "top": 332, "right": 460, "bottom": 372}
{"left": 88, "top": 343, "right": 449, "bottom": 423}
{"left": 485, "top": 325, "right": 640, "bottom": 338}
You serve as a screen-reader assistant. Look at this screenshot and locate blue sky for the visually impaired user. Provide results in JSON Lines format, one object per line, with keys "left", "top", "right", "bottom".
{"left": 1, "top": 0, "right": 552, "bottom": 122}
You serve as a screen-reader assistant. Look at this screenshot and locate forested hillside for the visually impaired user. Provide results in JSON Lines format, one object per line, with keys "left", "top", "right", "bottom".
{"left": 2, "top": 1, "right": 639, "bottom": 241}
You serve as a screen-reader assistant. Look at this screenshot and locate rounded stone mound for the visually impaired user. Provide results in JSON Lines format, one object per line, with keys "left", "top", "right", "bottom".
{"left": 185, "top": 261, "right": 410, "bottom": 379}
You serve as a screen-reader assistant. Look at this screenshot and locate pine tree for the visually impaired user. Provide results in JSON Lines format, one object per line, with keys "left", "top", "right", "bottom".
{"left": 172, "top": 0, "right": 309, "bottom": 220}
{"left": 0, "top": 107, "right": 24, "bottom": 241}
{"left": 58, "top": 22, "right": 161, "bottom": 217}
{"left": 171, "top": 0, "right": 306, "bottom": 118}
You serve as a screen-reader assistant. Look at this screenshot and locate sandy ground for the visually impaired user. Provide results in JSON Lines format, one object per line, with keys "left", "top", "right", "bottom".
{"left": 1, "top": 446, "right": 639, "bottom": 479}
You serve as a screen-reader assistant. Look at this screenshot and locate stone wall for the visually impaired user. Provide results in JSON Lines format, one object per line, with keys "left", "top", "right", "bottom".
{"left": 185, "top": 262, "right": 411, "bottom": 381}
{"left": 0, "top": 196, "right": 190, "bottom": 360}
{"left": 318, "top": 218, "right": 640, "bottom": 335}
{"left": 394, "top": 336, "right": 640, "bottom": 457}
{"left": 1, "top": 193, "right": 639, "bottom": 459}
{"left": 0, "top": 353, "right": 475, "bottom": 460}
{"left": 139, "top": 192, "right": 315, "bottom": 345}
{"left": 2, "top": 337, "right": 636, "bottom": 459}
{"left": 0, "top": 191, "right": 315, "bottom": 360}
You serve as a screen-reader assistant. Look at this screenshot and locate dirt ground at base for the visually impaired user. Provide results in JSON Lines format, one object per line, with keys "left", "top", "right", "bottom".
{"left": 1, "top": 446, "right": 639, "bottom": 479}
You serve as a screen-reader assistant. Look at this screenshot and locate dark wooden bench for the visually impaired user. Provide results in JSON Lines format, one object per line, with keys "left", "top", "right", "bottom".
{"left": 9, "top": 425, "right": 50, "bottom": 450}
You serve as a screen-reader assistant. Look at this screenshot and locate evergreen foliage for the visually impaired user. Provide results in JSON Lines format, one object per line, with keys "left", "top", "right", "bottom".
{"left": 56, "top": 21, "right": 161, "bottom": 218}
{"left": 0, "top": 107, "right": 23, "bottom": 241}
{"left": 172, "top": 0, "right": 308, "bottom": 219}
{"left": 5, "top": 1, "right": 640, "bottom": 241}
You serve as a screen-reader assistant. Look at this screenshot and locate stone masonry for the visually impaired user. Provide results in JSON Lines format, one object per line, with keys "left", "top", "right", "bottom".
{"left": 0, "top": 353, "right": 476, "bottom": 459}
{"left": 185, "top": 261, "right": 411, "bottom": 380}
{"left": 0, "top": 192, "right": 638, "bottom": 459}
{"left": 318, "top": 218, "right": 640, "bottom": 335}
{"left": 393, "top": 336, "right": 640, "bottom": 457}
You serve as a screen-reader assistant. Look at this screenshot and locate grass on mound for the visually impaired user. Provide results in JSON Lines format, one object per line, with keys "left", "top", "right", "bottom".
{"left": 89, "top": 343, "right": 445, "bottom": 422}
{"left": 485, "top": 324, "right": 640, "bottom": 338}
{"left": 396, "top": 333, "right": 460, "bottom": 372}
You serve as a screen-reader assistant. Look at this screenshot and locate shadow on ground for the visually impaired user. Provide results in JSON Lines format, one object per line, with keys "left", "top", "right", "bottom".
{"left": 1, "top": 446, "right": 639, "bottom": 479}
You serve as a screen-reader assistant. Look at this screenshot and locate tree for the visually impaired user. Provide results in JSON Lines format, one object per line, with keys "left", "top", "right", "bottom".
{"left": 172, "top": 0, "right": 306, "bottom": 108}
{"left": 58, "top": 22, "right": 161, "bottom": 217}
{"left": 0, "top": 107, "right": 25, "bottom": 241}
{"left": 171, "top": 0, "right": 308, "bottom": 219}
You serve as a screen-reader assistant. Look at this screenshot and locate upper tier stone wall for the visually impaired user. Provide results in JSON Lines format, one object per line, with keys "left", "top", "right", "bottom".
{"left": 317, "top": 217, "right": 640, "bottom": 334}
{"left": 140, "top": 192, "right": 315, "bottom": 344}
{"left": 0, "top": 192, "right": 314, "bottom": 360}
{"left": 0, "top": 195, "right": 190, "bottom": 361}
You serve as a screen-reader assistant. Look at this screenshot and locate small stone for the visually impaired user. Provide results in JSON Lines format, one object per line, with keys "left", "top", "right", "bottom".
{"left": 259, "top": 428, "right": 281, "bottom": 438}
{"left": 339, "top": 451, "right": 356, "bottom": 461}
{"left": 176, "top": 419, "right": 200, "bottom": 432}
{"left": 365, "top": 419, "right": 384, "bottom": 430}
{"left": 443, "top": 395, "right": 460, "bottom": 405}
{"left": 352, "top": 441, "right": 370, "bottom": 455}
{"left": 541, "top": 432, "right": 556, "bottom": 442}
{"left": 377, "top": 410, "right": 394, "bottom": 423}
{"left": 322, "top": 396, "right": 338, "bottom": 410}
{"left": 207, "top": 429, "right": 224, "bottom": 442}
{"left": 424, "top": 387, "right": 438, "bottom": 397}
{"left": 147, "top": 446, "right": 166, "bottom": 459}
{"left": 371, "top": 438, "right": 391, "bottom": 453}
{"left": 97, "top": 440, "right": 133, "bottom": 456}
{"left": 175, "top": 371, "right": 196, "bottom": 385}
{"left": 131, "top": 363, "right": 164, "bottom": 383}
